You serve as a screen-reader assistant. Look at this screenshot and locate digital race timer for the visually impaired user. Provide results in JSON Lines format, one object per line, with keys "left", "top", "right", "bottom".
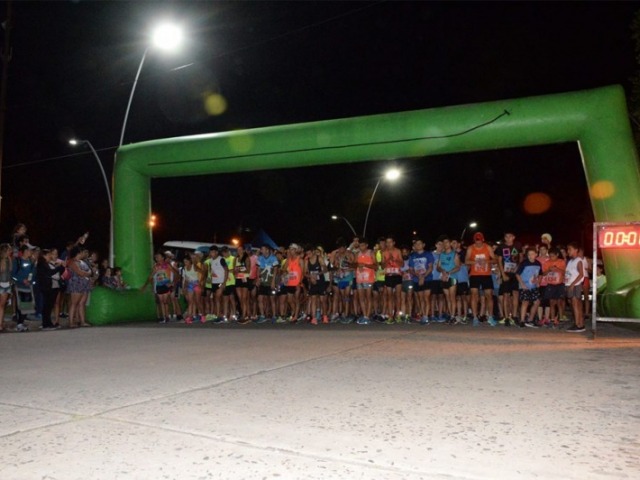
{"left": 598, "top": 225, "right": 640, "bottom": 249}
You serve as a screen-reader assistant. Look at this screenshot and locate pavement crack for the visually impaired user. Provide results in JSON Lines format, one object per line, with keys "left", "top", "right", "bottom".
{"left": 96, "top": 331, "right": 416, "bottom": 417}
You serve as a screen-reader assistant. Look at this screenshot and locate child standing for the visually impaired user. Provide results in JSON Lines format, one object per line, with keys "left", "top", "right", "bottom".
{"left": 516, "top": 248, "right": 543, "bottom": 328}
{"left": 564, "top": 243, "right": 585, "bottom": 332}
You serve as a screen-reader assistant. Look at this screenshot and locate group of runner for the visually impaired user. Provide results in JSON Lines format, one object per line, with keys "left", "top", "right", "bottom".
{"left": 148, "top": 231, "right": 596, "bottom": 333}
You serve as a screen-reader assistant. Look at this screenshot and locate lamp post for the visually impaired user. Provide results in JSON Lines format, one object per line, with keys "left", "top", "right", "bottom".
{"left": 331, "top": 215, "right": 357, "bottom": 237}
{"left": 460, "top": 221, "right": 478, "bottom": 241}
{"left": 119, "top": 23, "right": 183, "bottom": 147}
{"left": 69, "top": 139, "right": 113, "bottom": 246}
{"left": 362, "top": 168, "right": 401, "bottom": 238}
{"left": 112, "top": 22, "right": 183, "bottom": 266}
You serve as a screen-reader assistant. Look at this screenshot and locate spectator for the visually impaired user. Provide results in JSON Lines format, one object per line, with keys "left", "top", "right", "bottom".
{"left": 36, "top": 249, "right": 65, "bottom": 331}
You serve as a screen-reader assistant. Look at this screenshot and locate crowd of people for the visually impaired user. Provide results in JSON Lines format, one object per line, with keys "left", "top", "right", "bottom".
{"left": 0, "top": 224, "right": 125, "bottom": 333}
{"left": 147, "top": 231, "right": 605, "bottom": 333}
{"left": 0, "top": 222, "right": 605, "bottom": 334}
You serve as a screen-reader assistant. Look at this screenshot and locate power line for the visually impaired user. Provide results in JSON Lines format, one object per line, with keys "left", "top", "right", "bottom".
{"left": 2, "top": 145, "right": 117, "bottom": 170}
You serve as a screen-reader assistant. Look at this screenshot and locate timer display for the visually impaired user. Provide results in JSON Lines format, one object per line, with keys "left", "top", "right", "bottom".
{"left": 598, "top": 225, "right": 640, "bottom": 249}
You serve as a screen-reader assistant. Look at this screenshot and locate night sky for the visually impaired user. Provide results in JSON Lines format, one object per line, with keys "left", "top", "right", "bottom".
{"left": 2, "top": 1, "right": 639, "bottom": 258}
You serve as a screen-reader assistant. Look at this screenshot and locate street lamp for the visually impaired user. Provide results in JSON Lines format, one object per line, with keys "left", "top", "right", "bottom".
{"left": 112, "top": 22, "right": 183, "bottom": 267}
{"left": 362, "top": 167, "right": 401, "bottom": 238}
{"left": 69, "top": 138, "right": 113, "bottom": 248}
{"left": 119, "top": 22, "right": 184, "bottom": 147}
{"left": 331, "top": 215, "right": 357, "bottom": 237}
{"left": 460, "top": 221, "right": 478, "bottom": 241}
{"left": 149, "top": 214, "right": 157, "bottom": 229}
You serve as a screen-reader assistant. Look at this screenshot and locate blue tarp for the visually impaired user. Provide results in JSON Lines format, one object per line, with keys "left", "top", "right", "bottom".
{"left": 251, "top": 229, "right": 279, "bottom": 249}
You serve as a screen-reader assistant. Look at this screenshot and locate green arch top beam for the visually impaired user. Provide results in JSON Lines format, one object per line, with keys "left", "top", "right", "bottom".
{"left": 90, "top": 85, "right": 640, "bottom": 324}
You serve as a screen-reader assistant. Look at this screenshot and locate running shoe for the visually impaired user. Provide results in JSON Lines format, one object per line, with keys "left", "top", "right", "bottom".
{"left": 566, "top": 324, "right": 586, "bottom": 333}
{"left": 472, "top": 317, "right": 480, "bottom": 327}
{"left": 330, "top": 313, "right": 340, "bottom": 323}
{"left": 255, "top": 315, "right": 268, "bottom": 324}
{"left": 356, "top": 316, "right": 370, "bottom": 325}
{"left": 16, "top": 323, "right": 29, "bottom": 332}
{"left": 420, "top": 316, "right": 429, "bottom": 325}
{"left": 310, "top": 318, "right": 318, "bottom": 325}
{"left": 205, "top": 314, "right": 215, "bottom": 322}
{"left": 238, "top": 317, "right": 251, "bottom": 325}
{"left": 436, "top": 314, "right": 447, "bottom": 323}
{"left": 184, "top": 316, "right": 193, "bottom": 324}
{"left": 341, "top": 316, "right": 354, "bottom": 324}
{"left": 230, "top": 315, "right": 238, "bottom": 322}
{"left": 275, "top": 316, "right": 287, "bottom": 324}
{"left": 213, "top": 316, "right": 228, "bottom": 324}
{"left": 524, "top": 321, "right": 539, "bottom": 328}
{"left": 385, "top": 316, "right": 395, "bottom": 325}
{"left": 322, "top": 315, "right": 330, "bottom": 324}
{"left": 297, "top": 313, "right": 308, "bottom": 323}
{"left": 488, "top": 316, "right": 498, "bottom": 327}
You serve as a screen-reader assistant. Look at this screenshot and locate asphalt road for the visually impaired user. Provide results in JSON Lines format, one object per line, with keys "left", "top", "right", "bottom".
{"left": 1, "top": 322, "right": 639, "bottom": 479}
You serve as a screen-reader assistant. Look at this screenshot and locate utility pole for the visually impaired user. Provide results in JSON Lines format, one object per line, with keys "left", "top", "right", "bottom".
{"left": 0, "top": 1, "right": 13, "bottom": 221}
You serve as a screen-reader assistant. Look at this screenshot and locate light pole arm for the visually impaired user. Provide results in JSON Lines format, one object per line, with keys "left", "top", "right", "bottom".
{"left": 340, "top": 217, "right": 358, "bottom": 237}
{"left": 362, "top": 178, "right": 381, "bottom": 238}
{"left": 84, "top": 141, "right": 113, "bottom": 220}
{"left": 119, "top": 47, "right": 148, "bottom": 147}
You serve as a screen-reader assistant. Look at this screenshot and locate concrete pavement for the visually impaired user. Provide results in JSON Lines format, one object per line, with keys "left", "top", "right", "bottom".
{"left": 1, "top": 322, "right": 639, "bottom": 479}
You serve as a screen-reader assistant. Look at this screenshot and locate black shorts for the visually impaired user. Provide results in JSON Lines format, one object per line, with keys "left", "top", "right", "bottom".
{"left": 223, "top": 285, "right": 235, "bottom": 296}
{"left": 441, "top": 278, "right": 457, "bottom": 290}
{"left": 308, "top": 282, "right": 326, "bottom": 296}
{"left": 247, "top": 279, "right": 256, "bottom": 291}
{"left": 258, "top": 285, "right": 274, "bottom": 296}
{"left": 519, "top": 288, "right": 541, "bottom": 303}
{"left": 470, "top": 275, "right": 493, "bottom": 291}
{"left": 456, "top": 282, "right": 470, "bottom": 296}
{"left": 282, "top": 285, "right": 299, "bottom": 295}
{"left": 498, "top": 274, "right": 518, "bottom": 295}
{"left": 385, "top": 275, "right": 402, "bottom": 288}
{"left": 373, "top": 280, "right": 385, "bottom": 292}
{"left": 235, "top": 279, "right": 250, "bottom": 289}
{"left": 155, "top": 285, "right": 170, "bottom": 295}
{"left": 414, "top": 283, "right": 429, "bottom": 292}
{"left": 426, "top": 280, "right": 443, "bottom": 295}
{"left": 544, "top": 284, "right": 566, "bottom": 300}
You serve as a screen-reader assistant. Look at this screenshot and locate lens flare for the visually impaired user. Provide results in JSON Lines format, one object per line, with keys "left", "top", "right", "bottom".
{"left": 204, "top": 92, "right": 227, "bottom": 116}
{"left": 590, "top": 180, "right": 615, "bottom": 200}
{"left": 228, "top": 133, "right": 254, "bottom": 153}
{"left": 523, "top": 192, "right": 552, "bottom": 215}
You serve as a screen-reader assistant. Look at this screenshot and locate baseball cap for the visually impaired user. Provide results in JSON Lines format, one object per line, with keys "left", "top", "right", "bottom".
{"left": 473, "top": 232, "right": 485, "bottom": 242}
{"left": 289, "top": 243, "right": 300, "bottom": 250}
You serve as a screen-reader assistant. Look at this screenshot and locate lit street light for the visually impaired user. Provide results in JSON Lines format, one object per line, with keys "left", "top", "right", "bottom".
{"left": 331, "top": 215, "right": 357, "bottom": 237}
{"left": 119, "top": 22, "right": 184, "bottom": 147}
{"left": 112, "top": 21, "right": 183, "bottom": 267}
{"left": 362, "top": 167, "right": 401, "bottom": 238}
{"left": 149, "top": 214, "right": 157, "bottom": 229}
{"left": 460, "top": 221, "right": 478, "bottom": 241}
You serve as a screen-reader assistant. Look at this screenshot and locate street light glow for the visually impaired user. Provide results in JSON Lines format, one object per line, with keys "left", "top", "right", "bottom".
{"left": 470, "top": 222, "right": 478, "bottom": 228}
{"left": 385, "top": 168, "right": 401, "bottom": 181}
{"left": 68, "top": 139, "right": 79, "bottom": 146}
{"left": 151, "top": 23, "right": 183, "bottom": 52}
{"left": 331, "top": 215, "right": 338, "bottom": 220}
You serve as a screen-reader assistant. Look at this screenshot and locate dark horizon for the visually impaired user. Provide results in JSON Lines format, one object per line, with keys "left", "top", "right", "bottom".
{"left": 1, "top": 1, "right": 638, "bottom": 258}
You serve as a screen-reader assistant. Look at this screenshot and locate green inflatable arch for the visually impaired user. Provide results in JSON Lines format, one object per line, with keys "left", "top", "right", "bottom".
{"left": 87, "top": 84, "right": 640, "bottom": 324}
